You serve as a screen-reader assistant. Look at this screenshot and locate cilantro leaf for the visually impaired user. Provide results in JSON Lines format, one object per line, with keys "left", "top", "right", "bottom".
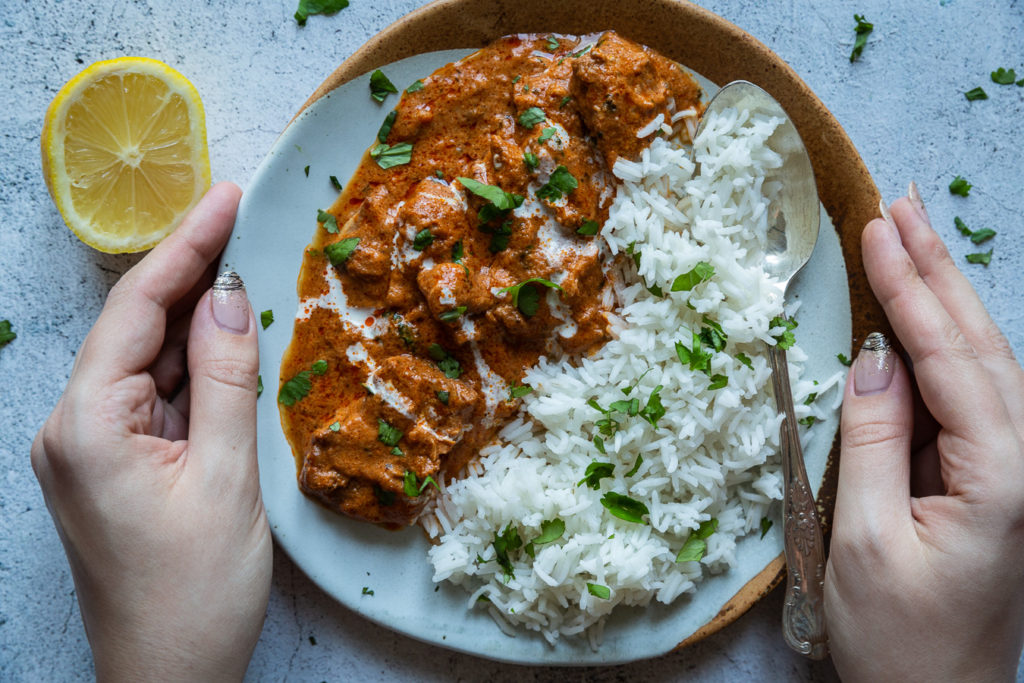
{"left": 317, "top": 209, "right": 339, "bottom": 234}
{"left": 849, "top": 14, "right": 873, "bottom": 62}
{"left": 624, "top": 455, "right": 643, "bottom": 478}
{"left": 837, "top": 352, "right": 852, "bottom": 367}
{"left": 736, "top": 352, "right": 754, "bottom": 369}
{"left": 405, "top": 79, "right": 425, "bottom": 93}
{"left": 707, "top": 374, "right": 729, "bottom": 390}
{"left": 518, "top": 107, "right": 546, "bottom": 128}
{"left": 457, "top": 177, "right": 524, "bottom": 215}
{"left": 670, "top": 262, "right": 714, "bottom": 291}
{"left": 438, "top": 306, "right": 466, "bottom": 323}
{"left": 278, "top": 371, "right": 312, "bottom": 406}
{"left": 760, "top": 517, "right": 773, "bottom": 539}
{"left": 256, "top": 375, "right": 263, "bottom": 397}
{"left": 577, "top": 219, "right": 600, "bottom": 235}
{"left": 404, "top": 470, "right": 438, "bottom": 498}
{"left": 639, "top": 385, "right": 665, "bottom": 427}
{"left": 428, "top": 344, "right": 462, "bottom": 379}
{"left": 991, "top": 67, "right": 1018, "bottom": 85}
{"left": 377, "top": 419, "right": 403, "bottom": 447}
{"left": 533, "top": 518, "right": 564, "bottom": 545}
{"left": 492, "top": 523, "right": 523, "bottom": 581}
{"left": 535, "top": 165, "right": 577, "bottom": 201}
{"left": 294, "top": 0, "right": 348, "bottom": 26}
{"left": 965, "top": 249, "right": 993, "bottom": 266}
{"left": 545, "top": 35, "right": 559, "bottom": 52}
{"left": 325, "top": 237, "right": 360, "bottom": 267}
{"left": 964, "top": 87, "right": 988, "bottom": 101}
{"left": 770, "top": 315, "right": 798, "bottom": 350}
{"left": 578, "top": 461, "right": 615, "bottom": 489}
{"left": 369, "top": 69, "right": 398, "bottom": 102}
{"left": 587, "top": 583, "right": 611, "bottom": 599}
{"left": 538, "top": 126, "right": 557, "bottom": 144}
{"left": 676, "top": 519, "right": 718, "bottom": 562}
{"left": 374, "top": 485, "right": 395, "bottom": 506}
{"left": 600, "top": 491, "right": 649, "bottom": 524}
{"left": 498, "top": 278, "right": 563, "bottom": 317}
{"left": 412, "top": 228, "right": 434, "bottom": 251}
{"left": 377, "top": 110, "right": 397, "bottom": 143}
{"left": 949, "top": 175, "right": 973, "bottom": 196}
{"left": 330, "top": 175, "right": 343, "bottom": 191}
{"left": 260, "top": 309, "right": 274, "bottom": 330}
{"left": 451, "top": 240, "right": 463, "bottom": 263}
{"left": 370, "top": 142, "right": 413, "bottom": 169}
{"left": 436, "top": 390, "right": 450, "bottom": 405}
{"left": 523, "top": 151, "right": 539, "bottom": 171}
{"left": 593, "top": 435, "right": 606, "bottom": 454}
{"left": 310, "top": 359, "right": 328, "bottom": 376}
{"left": 969, "top": 228, "right": 996, "bottom": 244}
{"left": 362, "top": 586, "right": 374, "bottom": 595}
{"left": 509, "top": 382, "right": 532, "bottom": 399}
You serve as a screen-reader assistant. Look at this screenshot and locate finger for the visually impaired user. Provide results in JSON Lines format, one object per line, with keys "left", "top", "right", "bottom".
{"left": 911, "top": 441, "right": 944, "bottom": 498}
{"left": 185, "top": 275, "right": 259, "bottom": 484}
{"left": 77, "top": 182, "right": 243, "bottom": 386}
{"left": 890, "top": 194, "right": 1024, "bottom": 423}
{"left": 149, "top": 313, "right": 193, "bottom": 397}
{"left": 836, "top": 332, "right": 914, "bottom": 530}
{"left": 862, "top": 212, "right": 1014, "bottom": 449}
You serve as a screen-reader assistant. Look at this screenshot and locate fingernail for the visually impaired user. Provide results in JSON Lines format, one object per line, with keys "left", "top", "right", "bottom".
{"left": 212, "top": 271, "right": 250, "bottom": 334}
{"left": 907, "top": 181, "right": 930, "bottom": 223}
{"left": 854, "top": 332, "right": 894, "bottom": 396}
{"left": 878, "top": 199, "right": 902, "bottom": 244}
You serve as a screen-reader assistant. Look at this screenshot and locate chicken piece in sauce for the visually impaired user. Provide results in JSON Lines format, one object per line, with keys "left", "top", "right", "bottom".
{"left": 280, "top": 31, "right": 702, "bottom": 527}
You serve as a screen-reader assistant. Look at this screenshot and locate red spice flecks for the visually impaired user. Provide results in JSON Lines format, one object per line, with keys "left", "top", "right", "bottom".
{"left": 364, "top": 316, "right": 375, "bottom": 326}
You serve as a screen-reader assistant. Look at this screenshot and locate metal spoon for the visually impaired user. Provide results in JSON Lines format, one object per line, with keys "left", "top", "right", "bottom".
{"left": 695, "top": 81, "right": 828, "bottom": 660}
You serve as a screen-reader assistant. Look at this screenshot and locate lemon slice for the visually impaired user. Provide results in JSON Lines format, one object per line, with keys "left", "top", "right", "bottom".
{"left": 41, "top": 57, "right": 211, "bottom": 253}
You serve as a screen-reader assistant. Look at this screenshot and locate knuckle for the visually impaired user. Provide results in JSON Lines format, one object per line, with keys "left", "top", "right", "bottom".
{"left": 841, "top": 418, "right": 905, "bottom": 452}
{"left": 194, "top": 356, "right": 258, "bottom": 393}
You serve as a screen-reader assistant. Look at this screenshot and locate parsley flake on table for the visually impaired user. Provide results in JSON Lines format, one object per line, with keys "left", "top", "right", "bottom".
{"left": 369, "top": 69, "right": 398, "bottom": 102}
{"left": 294, "top": 0, "right": 348, "bottom": 26}
{"left": 991, "top": 67, "right": 1018, "bottom": 85}
{"left": 964, "top": 87, "right": 988, "bottom": 101}
{"left": 949, "top": 175, "right": 973, "bottom": 196}
{"left": 965, "top": 249, "right": 993, "bottom": 266}
{"left": 849, "top": 14, "right": 873, "bottom": 62}
{"left": 670, "top": 262, "right": 714, "bottom": 291}
{"left": 587, "top": 583, "right": 611, "bottom": 600}
{"left": 0, "top": 319, "right": 17, "bottom": 349}
{"left": 498, "top": 278, "right": 563, "bottom": 317}
{"left": 600, "top": 491, "right": 649, "bottom": 524}
{"left": 517, "top": 106, "right": 546, "bottom": 128}
{"left": 260, "top": 309, "right": 274, "bottom": 330}
{"left": 535, "top": 165, "right": 578, "bottom": 201}
{"left": 377, "top": 419, "right": 403, "bottom": 447}
{"left": 278, "top": 370, "right": 312, "bottom": 406}
{"left": 317, "top": 208, "right": 339, "bottom": 233}
{"left": 377, "top": 110, "right": 397, "bottom": 143}
{"left": 955, "top": 216, "right": 995, "bottom": 244}
{"left": 370, "top": 142, "right": 413, "bottom": 169}
{"left": 675, "top": 518, "right": 718, "bottom": 562}
{"left": 325, "top": 237, "right": 360, "bottom": 267}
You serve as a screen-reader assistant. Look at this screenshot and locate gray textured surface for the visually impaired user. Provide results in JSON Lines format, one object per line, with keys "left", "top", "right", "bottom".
{"left": 1, "top": 0, "right": 1022, "bottom": 680}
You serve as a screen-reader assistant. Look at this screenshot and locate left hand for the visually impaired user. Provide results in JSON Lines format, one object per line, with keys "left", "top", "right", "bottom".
{"left": 31, "top": 183, "right": 272, "bottom": 682}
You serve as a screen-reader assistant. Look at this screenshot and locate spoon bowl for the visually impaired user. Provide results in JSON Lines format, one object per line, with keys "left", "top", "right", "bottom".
{"left": 697, "top": 81, "right": 827, "bottom": 660}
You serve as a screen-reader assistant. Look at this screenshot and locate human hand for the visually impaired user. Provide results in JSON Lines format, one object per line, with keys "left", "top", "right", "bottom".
{"left": 825, "top": 185, "right": 1024, "bottom": 681}
{"left": 31, "top": 183, "right": 272, "bottom": 682}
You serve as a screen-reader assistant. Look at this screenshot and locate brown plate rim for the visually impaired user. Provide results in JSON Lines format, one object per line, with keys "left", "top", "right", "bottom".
{"left": 292, "top": 0, "right": 887, "bottom": 655}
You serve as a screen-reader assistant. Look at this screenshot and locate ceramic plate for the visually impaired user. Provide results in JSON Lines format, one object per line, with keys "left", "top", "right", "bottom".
{"left": 222, "top": 35, "right": 855, "bottom": 662}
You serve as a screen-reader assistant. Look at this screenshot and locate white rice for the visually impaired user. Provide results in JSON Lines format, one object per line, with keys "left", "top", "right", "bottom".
{"left": 423, "top": 107, "right": 841, "bottom": 645}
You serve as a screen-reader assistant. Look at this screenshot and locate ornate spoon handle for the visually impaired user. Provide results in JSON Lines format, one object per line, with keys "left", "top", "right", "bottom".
{"left": 768, "top": 339, "right": 829, "bottom": 660}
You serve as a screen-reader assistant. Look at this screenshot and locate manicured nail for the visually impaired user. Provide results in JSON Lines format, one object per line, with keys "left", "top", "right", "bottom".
{"left": 854, "top": 332, "right": 894, "bottom": 396}
{"left": 907, "top": 181, "right": 930, "bottom": 224}
{"left": 878, "top": 199, "right": 902, "bottom": 244}
{"left": 212, "top": 271, "right": 250, "bottom": 334}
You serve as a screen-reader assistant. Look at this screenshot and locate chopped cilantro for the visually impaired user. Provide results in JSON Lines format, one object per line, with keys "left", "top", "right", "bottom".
{"left": 457, "top": 177, "right": 524, "bottom": 220}
{"left": 310, "top": 360, "right": 328, "bottom": 376}
{"left": 964, "top": 87, "right": 988, "bottom": 101}
{"left": 600, "top": 491, "right": 649, "bottom": 524}
{"left": 370, "top": 142, "right": 413, "bottom": 169}
{"left": 509, "top": 382, "right": 532, "bottom": 399}
{"left": 377, "top": 110, "right": 397, "bottom": 143}
{"left": 304, "top": 165, "right": 309, "bottom": 177}
{"left": 317, "top": 208, "right": 339, "bottom": 234}
{"left": 760, "top": 517, "right": 773, "bottom": 539}
{"left": 256, "top": 375, "right": 263, "bottom": 397}
{"left": 991, "top": 67, "right": 1018, "bottom": 85}
{"left": 538, "top": 126, "right": 557, "bottom": 144}
{"left": 955, "top": 217, "right": 995, "bottom": 244}
{"left": 533, "top": 518, "right": 564, "bottom": 546}
{"left": 498, "top": 278, "right": 563, "bottom": 317}
{"left": 949, "top": 175, "right": 972, "bottom": 196}
{"left": 707, "top": 374, "right": 729, "bottom": 390}
{"left": 278, "top": 370, "right": 312, "bottom": 406}
{"left": 624, "top": 455, "right": 643, "bottom": 477}
{"left": 671, "top": 262, "right": 715, "bottom": 291}
{"left": 699, "top": 316, "right": 728, "bottom": 352}
{"left": 329, "top": 421, "right": 341, "bottom": 432}
{"left": 518, "top": 107, "right": 546, "bottom": 128}
{"left": 451, "top": 240, "right": 464, "bottom": 263}
{"left": 578, "top": 461, "right": 615, "bottom": 489}
{"left": 799, "top": 415, "right": 817, "bottom": 427}
{"left": 324, "top": 237, "right": 360, "bottom": 267}
{"left": 545, "top": 35, "right": 559, "bottom": 51}
{"left": 492, "top": 523, "right": 523, "bottom": 581}
{"left": 837, "top": 352, "right": 852, "bottom": 366}
{"left": 330, "top": 175, "right": 343, "bottom": 191}
{"left": 374, "top": 485, "right": 396, "bottom": 506}
{"left": 593, "top": 435, "right": 606, "bottom": 454}
{"left": 361, "top": 586, "right": 374, "bottom": 596}
{"left": 377, "top": 419, "right": 403, "bottom": 447}
{"left": 294, "top": 0, "right": 348, "bottom": 26}
{"left": 260, "top": 309, "right": 274, "bottom": 330}
{"left": 638, "top": 385, "right": 665, "bottom": 427}
{"left": 436, "top": 390, "right": 450, "bottom": 405}
{"left": 675, "top": 332, "right": 713, "bottom": 373}
{"left": 587, "top": 583, "right": 611, "bottom": 600}
{"left": 405, "top": 79, "right": 425, "bottom": 93}
{"left": 523, "top": 150, "right": 539, "bottom": 171}
{"left": 675, "top": 518, "right": 718, "bottom": 562}
{"left": 736, "top": 352, "right": 754, "bottom": 370}
{"left": 849, "top": 14, "right": 873, "bottom": 62}
{"left": 369, "top": 69, "right": 398, "bottom": 102}
{"left": 770, "top": 316, "right": 798, "bottom": 350}
{"left": 412, "top": 228, "right": 434, "bottom": 251}
{"left": 577, "top": 219, "right": 600, "bottom": 235}
{"left": 965, "top": 249, "right": 993, "bottom": 266}
{"left": 535, "top": 165, "right": 577, "bottom": 201}
{"left": 559, "top": 95, "right": 572, "bottom": 108}
{"left": 438, "top": 306, "right": 466, "bottom": 323}
{"left": 428, "top": 344, "right": 462, "bottom": 379}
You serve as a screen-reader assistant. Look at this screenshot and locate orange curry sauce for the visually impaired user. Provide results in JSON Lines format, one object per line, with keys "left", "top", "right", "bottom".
{"left": 279, "top": 32, "right": 701, "bottom": 527}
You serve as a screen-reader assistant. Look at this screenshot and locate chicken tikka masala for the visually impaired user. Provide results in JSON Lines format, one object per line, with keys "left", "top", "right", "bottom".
{"left": 279, "top": 32, "right": 702, "bottom": 527}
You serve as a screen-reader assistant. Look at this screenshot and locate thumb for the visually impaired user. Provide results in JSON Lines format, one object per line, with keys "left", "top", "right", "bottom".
{"left": 186, "top": 272, "right": 260, "bottom": 482}
{"left": 835, "top": 332, "right": 914, "bottom": 536}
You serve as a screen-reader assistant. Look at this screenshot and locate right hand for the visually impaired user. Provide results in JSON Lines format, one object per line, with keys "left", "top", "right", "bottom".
{"left": 825, "top": 188, "right": 1024, "bottom": 681}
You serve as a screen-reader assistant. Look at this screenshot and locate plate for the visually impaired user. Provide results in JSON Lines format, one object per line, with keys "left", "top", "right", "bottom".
{"left": 222, "top": 0, "right": 882, "bottom": 665}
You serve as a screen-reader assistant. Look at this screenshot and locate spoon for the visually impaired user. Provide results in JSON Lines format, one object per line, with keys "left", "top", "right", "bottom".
{"left": 695, "top": 81, "right": 828, "bottom": 660}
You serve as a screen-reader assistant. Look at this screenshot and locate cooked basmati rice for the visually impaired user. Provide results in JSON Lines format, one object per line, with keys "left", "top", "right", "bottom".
{"left": 423, "top": 107, "right": 841, "bottom": 645}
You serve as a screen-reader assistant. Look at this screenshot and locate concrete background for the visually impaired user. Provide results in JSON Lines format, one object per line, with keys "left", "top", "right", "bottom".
{"left": 1, "top": 0, "right": 1022, "bottom": 680}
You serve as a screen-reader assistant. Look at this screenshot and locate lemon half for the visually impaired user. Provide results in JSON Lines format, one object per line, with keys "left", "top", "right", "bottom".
{"left": 41, "top": 57, "right": 211, "bottom": 253}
